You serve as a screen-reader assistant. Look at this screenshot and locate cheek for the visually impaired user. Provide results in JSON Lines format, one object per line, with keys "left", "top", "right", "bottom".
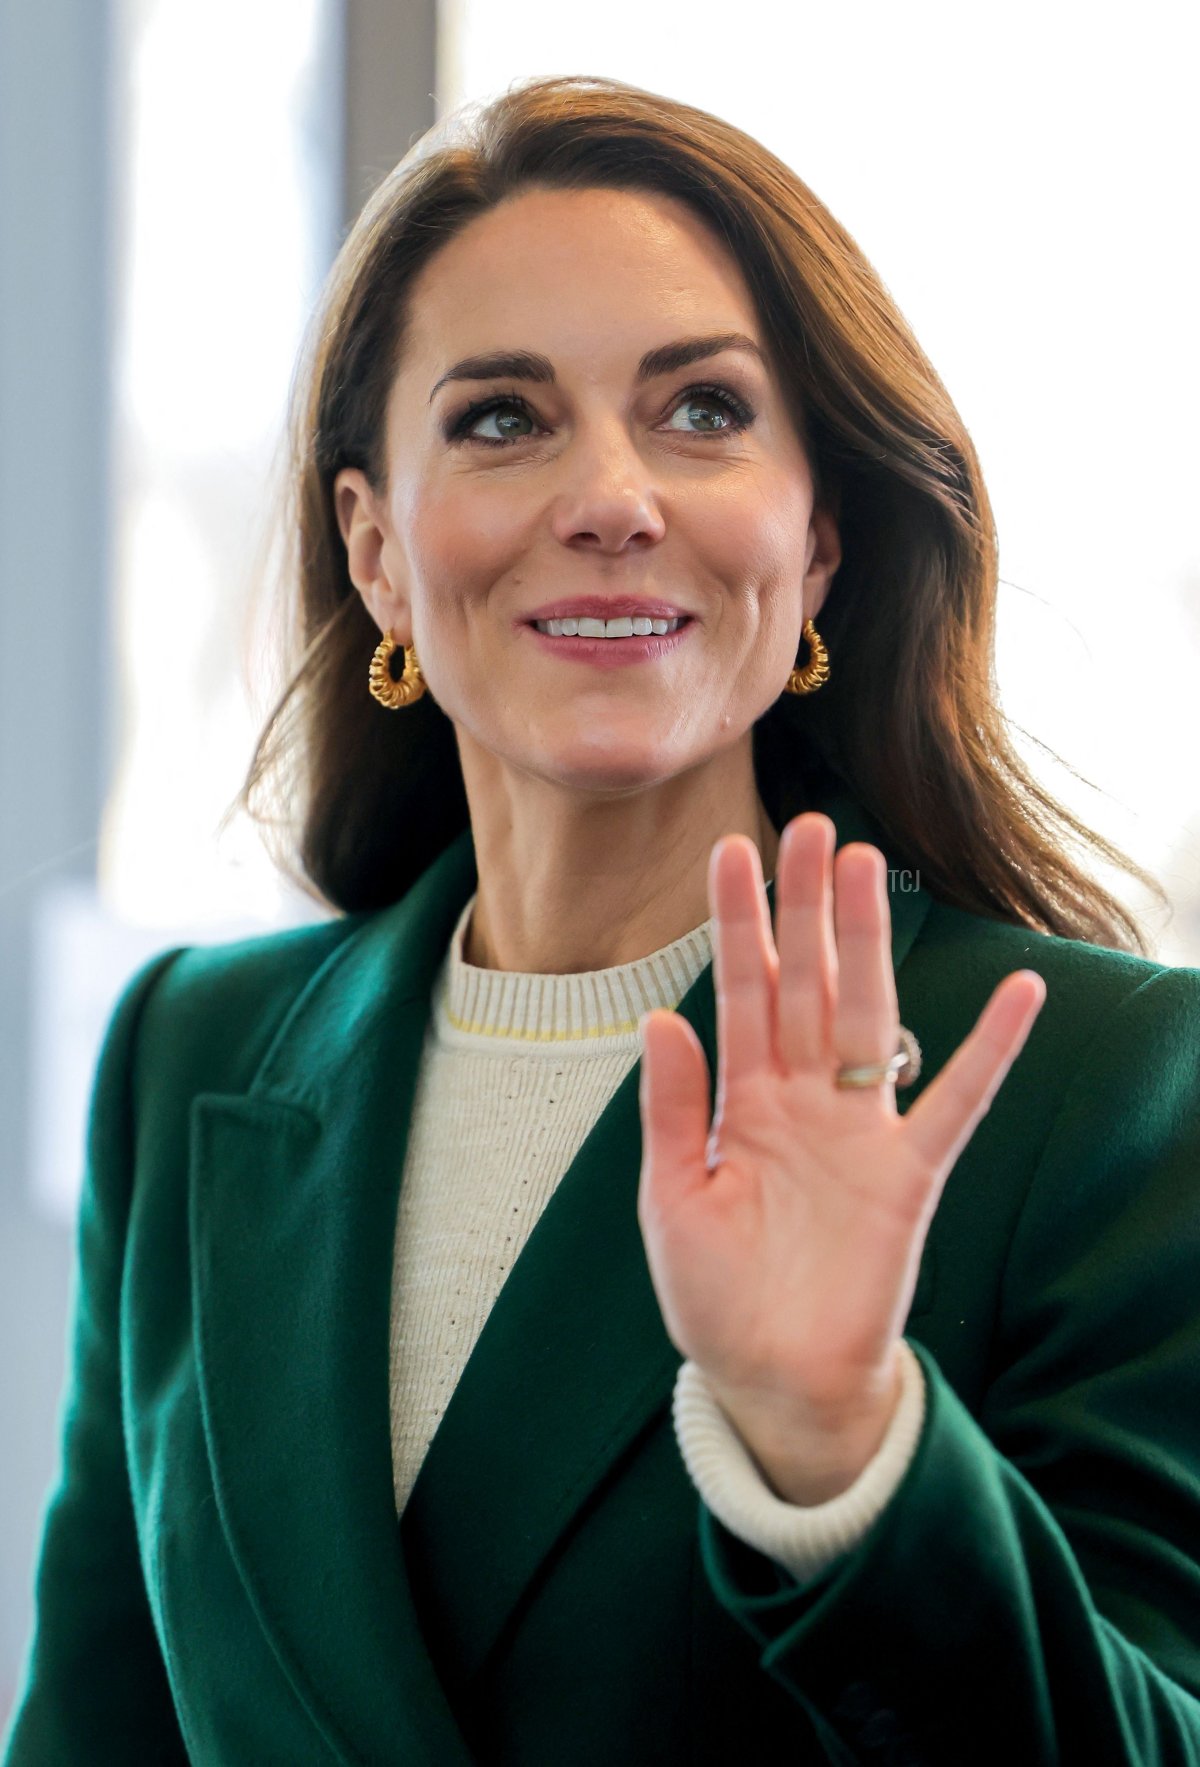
{"left": 405, "top": 479, "right": 527, "bottom": 591}
{"left": 689, "top": 474, "right": 805, "bottom": 582}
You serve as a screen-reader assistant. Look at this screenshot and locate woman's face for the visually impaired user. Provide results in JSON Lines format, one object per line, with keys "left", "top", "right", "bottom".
{"left": 336, "top": 184, "right": 841, "bottom": 800}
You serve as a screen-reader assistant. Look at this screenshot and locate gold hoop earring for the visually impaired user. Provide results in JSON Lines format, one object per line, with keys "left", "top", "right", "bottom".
{"left": 368, "top": 629, "right": 427, "bottom": 708}
{"left": 784, "top": 619, "right": 830, "bottom": 695}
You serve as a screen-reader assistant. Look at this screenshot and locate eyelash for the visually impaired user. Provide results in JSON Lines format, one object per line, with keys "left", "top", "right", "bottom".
{"left": 445, "top": 380, "right": 756, "bottom": 448}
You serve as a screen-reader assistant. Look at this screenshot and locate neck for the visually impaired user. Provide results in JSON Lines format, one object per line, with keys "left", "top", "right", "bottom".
{"left": 462, "top": 794, "right": 781, "bottom": 975}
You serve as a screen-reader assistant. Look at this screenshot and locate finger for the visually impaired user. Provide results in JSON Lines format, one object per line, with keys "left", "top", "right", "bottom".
{"left": 902, "top": 971, "right": 1047, "bottom": 1178}
{"left": 637, "top": 1009, "right": 713, "bottom": 1223}
{"left": 775, "top": 813, "right": 838, "bottom": 1071}
{"left": 831, "top": 844, "right": 901, "bottom": 1071}
{"left": 709, "top": 834, "right": 777, "bottom": 1087}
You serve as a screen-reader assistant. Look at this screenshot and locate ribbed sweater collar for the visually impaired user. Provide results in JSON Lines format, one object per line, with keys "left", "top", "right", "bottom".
{"left": 436, "top": 894, "right": 718, "bottom": 1049}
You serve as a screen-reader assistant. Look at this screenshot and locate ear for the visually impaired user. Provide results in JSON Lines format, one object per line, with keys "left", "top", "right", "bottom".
{"left": 803, "top": 502, "right": 842, "bottom": 624}
{"left": 333, "top": 466, "right": 411, "bottom": 641}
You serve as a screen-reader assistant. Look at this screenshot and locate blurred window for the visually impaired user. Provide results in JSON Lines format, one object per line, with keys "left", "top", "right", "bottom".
{"left": 439, "top": 0, "right": 1200, "bottom": 964}
{"left": 32, "top": 0, "right": 340, "bottom": 1220}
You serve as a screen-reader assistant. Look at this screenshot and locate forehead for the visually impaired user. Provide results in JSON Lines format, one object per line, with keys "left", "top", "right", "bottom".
{"left": 400, "top": 186, "right": 763, "bottom": 377}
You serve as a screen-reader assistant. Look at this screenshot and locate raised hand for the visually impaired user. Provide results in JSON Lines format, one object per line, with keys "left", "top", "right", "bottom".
{"left": 636, "top": 813, "right": 1046, "bottom": 1503}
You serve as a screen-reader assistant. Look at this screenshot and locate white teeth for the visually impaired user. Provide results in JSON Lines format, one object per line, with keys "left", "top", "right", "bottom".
{"left": 533, "top": 615, "right": 685, "bottom": 638}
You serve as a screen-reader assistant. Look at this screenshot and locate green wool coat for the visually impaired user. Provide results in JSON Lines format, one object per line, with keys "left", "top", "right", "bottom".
{"left": 4, "top": 778, "right": 1200, "bottom": 1766}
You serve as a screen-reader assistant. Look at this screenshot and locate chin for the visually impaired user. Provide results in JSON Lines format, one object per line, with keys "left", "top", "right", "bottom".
{"left": 533, "top": 745, "right": 685, "bottom": 794}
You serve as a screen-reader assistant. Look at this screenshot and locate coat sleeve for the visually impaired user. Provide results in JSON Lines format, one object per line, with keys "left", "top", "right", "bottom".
{"left": 2, "top": 950, "right": 190, "bottom": 1767}
{"left": 672, "top": 1339, "right": 926, "bottom": 1581}
{"left": 695, "top": 964, "right": 1200, "bottom": 1766}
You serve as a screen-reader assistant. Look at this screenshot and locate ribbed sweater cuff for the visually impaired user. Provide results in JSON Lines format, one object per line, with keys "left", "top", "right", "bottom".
{"left": 671, "top": 1338, "right": 927, "bottom": 1584}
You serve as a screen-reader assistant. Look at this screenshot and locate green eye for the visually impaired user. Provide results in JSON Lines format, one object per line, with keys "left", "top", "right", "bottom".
{"left": 447, "top": 381, "right": 756, "bottom": 448}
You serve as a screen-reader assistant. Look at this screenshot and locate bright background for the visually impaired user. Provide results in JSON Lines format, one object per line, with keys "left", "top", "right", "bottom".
{"left": 1, "top": 0, "right": 1196, "bottom": 1722}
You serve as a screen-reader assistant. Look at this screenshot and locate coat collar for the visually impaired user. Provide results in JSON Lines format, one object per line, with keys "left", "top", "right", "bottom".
{"left": 189, "top": 776, "right": 932, "bottom": 1764}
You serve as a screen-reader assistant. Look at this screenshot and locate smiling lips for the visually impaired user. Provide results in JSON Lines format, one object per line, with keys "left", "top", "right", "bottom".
{"left": 521, "top": 596, "right": 692, "bottom": 623}
{"left": 534, "top": 614, "right": 686, "bottom": 637}
{"left": 523, "top": 613, "right": 696, "bottom": 665}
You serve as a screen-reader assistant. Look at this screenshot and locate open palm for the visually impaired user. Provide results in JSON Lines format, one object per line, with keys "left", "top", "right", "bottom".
{"left": 636, "top": 813, "right": 1046, "bottom": 1440}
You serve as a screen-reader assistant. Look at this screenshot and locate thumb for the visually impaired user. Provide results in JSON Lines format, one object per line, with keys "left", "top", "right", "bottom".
{"left": 637, "top": 1010, "right": 712, "bottom": 1223}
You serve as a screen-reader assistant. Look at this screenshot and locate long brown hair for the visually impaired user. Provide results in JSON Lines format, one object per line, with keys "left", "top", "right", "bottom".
{"left": 235, "top": 72, "right": 1167, "bottom": 954}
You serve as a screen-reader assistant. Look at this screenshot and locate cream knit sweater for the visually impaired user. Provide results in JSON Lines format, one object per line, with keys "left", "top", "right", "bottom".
{"left": 388, "top": 894, "right": 926, "bottom": 1584}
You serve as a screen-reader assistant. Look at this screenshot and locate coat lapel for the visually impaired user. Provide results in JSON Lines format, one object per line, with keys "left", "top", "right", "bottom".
{"left": 189, "top": 774, "right": 932, "bottom": 1755}
{"left": 190, "top": 838, "right": 483, "bottom": 1765}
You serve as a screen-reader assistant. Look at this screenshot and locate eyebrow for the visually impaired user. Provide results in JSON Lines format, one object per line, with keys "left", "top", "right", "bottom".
{"left": 427, "top": 331, "right": 767, "bottom": 404}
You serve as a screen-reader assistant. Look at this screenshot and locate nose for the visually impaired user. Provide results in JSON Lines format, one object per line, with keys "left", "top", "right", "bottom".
{"left": 548, "top": 426, "right": 668, "bottom": 553}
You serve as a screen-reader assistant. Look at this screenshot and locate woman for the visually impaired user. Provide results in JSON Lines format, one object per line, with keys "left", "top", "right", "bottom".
{"left": 5, "top": 72, "right": 1200, "bottom": 1767}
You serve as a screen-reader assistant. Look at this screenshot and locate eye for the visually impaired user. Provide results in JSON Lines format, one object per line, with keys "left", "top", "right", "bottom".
{"left": 448, "top": 390, "right": 538, "bottom": 447}
{"left": 663, "top": 383, "right": 755, "bottom": 436}
{"left": 445, "top": 380, "right": 757, "bottom": 448}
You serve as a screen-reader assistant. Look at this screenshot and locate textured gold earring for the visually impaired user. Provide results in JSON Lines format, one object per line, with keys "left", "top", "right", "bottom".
{"left": 368, "top": 629, "right": 427, "bottom": 708}
{"left": 784, "top": 619, "right": 830, "bottom": 695}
